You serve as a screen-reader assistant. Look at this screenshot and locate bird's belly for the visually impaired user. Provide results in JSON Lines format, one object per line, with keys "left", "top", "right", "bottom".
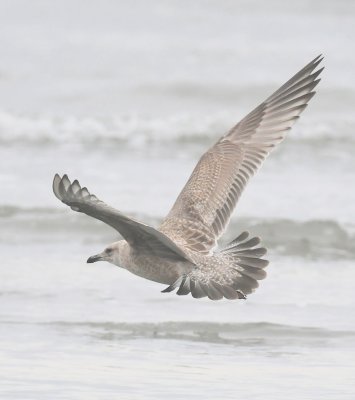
{"left": 125, "top": 253, "right": 192, "bottom": 285}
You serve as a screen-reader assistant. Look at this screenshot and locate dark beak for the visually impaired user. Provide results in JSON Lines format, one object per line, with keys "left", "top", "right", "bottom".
{"left": 87, "top": 254, "right": 103, "bottom": 263}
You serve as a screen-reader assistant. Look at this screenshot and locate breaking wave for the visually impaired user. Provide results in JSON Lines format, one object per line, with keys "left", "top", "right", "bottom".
{"left": 0, "top": 110, "right": 354, "bottom": 147}
{"left": 2, "top": 206, "right": 354, "bottom": 259}
{"left": 3, "top": 320, "right": 354, "bottom": 346}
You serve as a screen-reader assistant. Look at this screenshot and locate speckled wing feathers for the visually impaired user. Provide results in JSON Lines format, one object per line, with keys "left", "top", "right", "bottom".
{"left": 53, "top": 174, "right": 191, "bottom": 262}
{"left": 160, "top": 56, "right": 323, "bottom": 254}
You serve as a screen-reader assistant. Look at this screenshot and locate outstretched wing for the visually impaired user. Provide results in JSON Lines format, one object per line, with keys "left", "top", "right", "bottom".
{"left": 160, "top": 55, "right": 323, "bottom": 254}
{"left": 53, "top": 174, "right": 191, "bottom": 262}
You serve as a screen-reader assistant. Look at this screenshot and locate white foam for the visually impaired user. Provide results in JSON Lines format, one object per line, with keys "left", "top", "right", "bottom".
{"left": 1, "top": 109, "right": 354, "bottom": 145}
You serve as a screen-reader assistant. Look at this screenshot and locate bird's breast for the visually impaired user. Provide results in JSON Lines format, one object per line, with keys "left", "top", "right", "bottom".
{"left": 124, "top": 248, "right": 193, "bottom": 285}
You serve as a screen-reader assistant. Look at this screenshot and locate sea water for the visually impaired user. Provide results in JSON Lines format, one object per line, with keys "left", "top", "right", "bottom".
{"left": 0, "top": 1, "right": 354, "bottom": 399}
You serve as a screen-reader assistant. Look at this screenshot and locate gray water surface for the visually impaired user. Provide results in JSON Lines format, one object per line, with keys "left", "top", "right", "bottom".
{"left": 1, "top": 0, "right": 355, "bottom": 399}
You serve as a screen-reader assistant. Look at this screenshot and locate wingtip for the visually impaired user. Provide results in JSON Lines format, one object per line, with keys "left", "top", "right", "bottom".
{"left": 309, "top": 54, "right": 324, "bottom": 72}
{"left": 297, "top": 54, "right": 324, "bottom": 78}
{"left": 53, "top": 173, "right": 62, "bottom": 200}
{"left": 312, "top": 54, "right": 324, "bottom": 63}
{"left": 53, "top": 173, "right": 74, "bottom": 201}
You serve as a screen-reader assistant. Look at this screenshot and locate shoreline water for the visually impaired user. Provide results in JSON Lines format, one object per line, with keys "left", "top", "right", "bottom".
{"left": 1, "top": 0, "right": 355, "bottom": 398}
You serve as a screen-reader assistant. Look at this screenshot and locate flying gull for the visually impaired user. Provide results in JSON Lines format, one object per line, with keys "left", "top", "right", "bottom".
{"left": 53, "top": 55, "right": 323, "bottom": 300}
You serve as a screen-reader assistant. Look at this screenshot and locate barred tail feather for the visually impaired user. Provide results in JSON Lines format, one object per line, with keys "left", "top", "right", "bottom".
{"left": 161, "top": 231, "right": 267, "bottom": 301}
{"left": 222, "top": 232, "right": 269, "bottom": 293}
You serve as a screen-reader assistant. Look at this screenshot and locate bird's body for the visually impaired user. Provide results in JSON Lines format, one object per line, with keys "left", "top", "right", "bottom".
{"left": 116, "top": 240, "right": 192, "bottom": 285}
{"left": 53, "top": 55, "right": 323, "bottom": 300}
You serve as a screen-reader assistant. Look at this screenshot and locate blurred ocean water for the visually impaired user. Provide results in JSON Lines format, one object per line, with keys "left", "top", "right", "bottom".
{"left": 0, "top": 1, "right": 354, "bottom": 399}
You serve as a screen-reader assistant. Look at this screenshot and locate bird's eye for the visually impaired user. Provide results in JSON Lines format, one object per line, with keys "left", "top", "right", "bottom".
{"left": 106, "top": 248, "right": 113, "bottom": 255}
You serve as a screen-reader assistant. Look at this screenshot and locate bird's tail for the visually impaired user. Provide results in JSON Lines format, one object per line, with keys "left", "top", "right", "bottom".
{"left": 161, "top": 231, "right": 269, "bottom": 300}
{"left": 218, "top": 231, "right": 269, "bottom": 291}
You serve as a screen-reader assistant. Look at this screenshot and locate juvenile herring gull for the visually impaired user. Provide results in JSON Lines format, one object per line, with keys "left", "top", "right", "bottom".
{"left": 53, "top": 55, "right": 323, "bottom": 300}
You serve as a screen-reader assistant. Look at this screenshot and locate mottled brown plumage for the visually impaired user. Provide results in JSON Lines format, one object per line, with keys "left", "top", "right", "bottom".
{"left": 53, "top": 55, "right": 323, "bottom": 300}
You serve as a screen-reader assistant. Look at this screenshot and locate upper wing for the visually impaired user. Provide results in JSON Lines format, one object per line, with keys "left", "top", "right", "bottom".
{"left": 160, "top": 55, "right": 324, "bottom": 254}
{"left": 53, "top": 174, "right": 191, "bottom": 262}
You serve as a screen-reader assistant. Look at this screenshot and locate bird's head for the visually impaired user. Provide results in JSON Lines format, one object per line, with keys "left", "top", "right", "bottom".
{"left": 87, "top": 242, "right": 121, "bottom": 265}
